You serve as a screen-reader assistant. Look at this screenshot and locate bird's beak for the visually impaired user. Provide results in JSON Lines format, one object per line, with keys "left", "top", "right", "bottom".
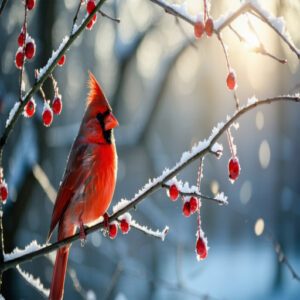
{"left": 104, "top": 112, "right": 119, "bottom": 130}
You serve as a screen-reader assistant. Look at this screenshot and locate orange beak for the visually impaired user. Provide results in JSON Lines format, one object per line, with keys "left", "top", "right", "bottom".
{"left": 104, "top": 112, "right": 119, "bottom": 130}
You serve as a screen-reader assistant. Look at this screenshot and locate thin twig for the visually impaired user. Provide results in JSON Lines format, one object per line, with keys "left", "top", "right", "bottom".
{"left": 1, "top": 95, "right": 300, "bottom": 272}
{"left": 98, "top": 9, "right": 120, "bottom": 23}
{"left": 71, "top": 0, "right": 83, "bottom": 34}
{"left": 0, "top": 0, "right": 8, "bottom": 15}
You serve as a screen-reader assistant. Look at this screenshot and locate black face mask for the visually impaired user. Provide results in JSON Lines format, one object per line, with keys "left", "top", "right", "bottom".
{"left": 96, "top": 110, "right": 112, "bottom": 144}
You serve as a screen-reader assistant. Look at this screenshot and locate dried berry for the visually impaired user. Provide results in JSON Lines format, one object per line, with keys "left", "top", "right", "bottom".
{"left": 196, "top": 236, "right": 207, "bottom": 259}
{"left": 24, "top": 98, "right": 36, "bottom": 118}
{"left": 205, "top": 18, "right": 214, "bottom": 37}
{"left": 226, "top": 71, "right": 237, "bottom": 90}
{"left": 120, "top": 219, "right": 130, "bottom": 234}
{"left": 169, "top": 184, "right": 179, "bottom": 201}
{"left": 26, "top": 0, "right": 35, "bottom": 10}
{"left": 15, "top": 49, "right": 25, "bottom": 69}
{"left": 42, "top": 103, "right": 53, "bottom": 127}
{"left": 189, "top": 197, "right": 198, "bottom": 214}
{"left": 109, "top": 222, "right": 118, "bottom": 239}
{"left": 52, "top": 96, "right": 63, "bottom": 115}
{"left": 25, "top": 39, "right": 36, "bottom": 60}
{"left": 194, "top": 21, "right": 204, "bottom": 39}
{"left": 57, "top": 55, "right": 66, "bottom": 66}
{"left": 228, "top": 157, "right": 240, "bottom": 182}
{"left": 182, "top": 201, "right": 191, "bottom": 217}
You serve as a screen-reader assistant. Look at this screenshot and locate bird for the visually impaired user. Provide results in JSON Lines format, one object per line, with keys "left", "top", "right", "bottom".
{"left": 48, "top": 71, "right": 118, "bottom": 300}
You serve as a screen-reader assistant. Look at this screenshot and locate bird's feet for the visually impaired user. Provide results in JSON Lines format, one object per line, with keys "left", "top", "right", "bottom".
{"left": 79, "top": 218, "right": 86, "bottom": 247}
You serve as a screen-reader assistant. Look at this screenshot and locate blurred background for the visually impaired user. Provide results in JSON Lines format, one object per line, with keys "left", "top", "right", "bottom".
{"left": 0, "top": 0, "right": 300, "bottom": 299}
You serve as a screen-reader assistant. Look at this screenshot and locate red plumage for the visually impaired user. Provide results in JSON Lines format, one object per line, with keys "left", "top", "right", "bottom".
{"left": 48, "top": 72, "right": 118, "bottom": 300}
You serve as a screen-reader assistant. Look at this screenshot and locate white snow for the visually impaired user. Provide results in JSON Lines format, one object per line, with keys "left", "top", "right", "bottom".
{"left": 214, "top": 192, "right": 228, "bottom": 204}
{"left": 37, "top": 36, "right": 69, "bottom": 80}
{"left": 118, "top": 212, "right": 132, "bottom": 223}
{"left": 16, "top": 265, "right": 49, "bottom": 298}
{"left": 4, "top": 240, "right": 46, "bottom": 261}
{"left": 166, "top": 177, "right": 199, "bottom": 194}
{"left": 211, "top": 142, "right": 223, "bottom": 159}
{"left": 247, "top": 95, "right": 258, "bottom": 106}
{"left": 6, "top": 102, "right": 21, "bottom": 128}
{"left": 131, "top": 220, "right": 169, "bottom": 241}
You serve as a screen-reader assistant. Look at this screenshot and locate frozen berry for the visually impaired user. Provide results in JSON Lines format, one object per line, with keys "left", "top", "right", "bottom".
{"left": 25, "top": 40, "right": 36, "bottom": 59}
{"left": 15, "top": 49, "right": 25, "bottom": 69}
{"left": 205, "top": 17, "right": 214, "bottom": 37}
{"left": 196, "top": 236, "right": 207, "bottom": 259}
{"left": 228, "top": 157, "right": 240, "bottom": 182}
{"left": 182, "top": 201, "right": 191, "bottom": 217}
{"left": 120, "top": 219, "right": 130, "bottom": 234}
{"left": 52, "top": 96, "right": 62, "bottom": 115}
{"left": 42, "top": 104, "right": 53, "bottom": 127}
{"left": 109, "top": 222, "right": 118, "bottom": 239}
{"left": 26, "top": 0, "right": 35, "bottom": 10}
{"left": 24, "top": 98, "right": 36, "bottom": 118}
{"left": 226, "top": 71, "right": 237, "bottom": 90}
{"left": 0, "top": 181, "right": 8, "bottom": 203}
{"left": 86, "top": 18, "right": 96, "bottom": 30}
{"left": 18, "top": 30, "right": 26, "bottom": 47}
{"left": 86, "top": 0, "right": 96, "bottom": 14}
{"left": 169, "top": 184, "right": 179, "bottom": 201}
{"left": 57, "top": 55, "right": 66, "bottom": 66}
{"left": 189, "top": 197, "right": 198, "bottom": 213}
{"left": 194, "top": 21, "right": 204, "bottom": 39}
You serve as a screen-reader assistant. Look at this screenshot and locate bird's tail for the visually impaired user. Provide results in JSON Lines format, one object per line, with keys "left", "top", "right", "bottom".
{"left": 49, "top": 246, "right": 69, "bottom": 300}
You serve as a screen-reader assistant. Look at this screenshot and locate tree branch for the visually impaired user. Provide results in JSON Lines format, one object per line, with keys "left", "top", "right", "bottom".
{"left": 0, "top": 95, "right": 299, "bottom": 272}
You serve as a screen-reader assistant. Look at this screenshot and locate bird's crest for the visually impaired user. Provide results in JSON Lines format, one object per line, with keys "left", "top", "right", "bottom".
{"left": 87, "top": 71, "right": 112, "bottom": 111}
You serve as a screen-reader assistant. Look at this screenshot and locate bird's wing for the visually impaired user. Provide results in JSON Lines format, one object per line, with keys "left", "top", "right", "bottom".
{"left": 48, "top": 142, "right": 92, "bottom": 240}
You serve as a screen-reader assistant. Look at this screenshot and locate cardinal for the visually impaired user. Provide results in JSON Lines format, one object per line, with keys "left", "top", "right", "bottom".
{"left": 47, "top": 72, "right": 118, "bottom": 300}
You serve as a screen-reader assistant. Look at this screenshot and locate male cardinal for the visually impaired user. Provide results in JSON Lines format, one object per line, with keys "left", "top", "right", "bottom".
{"left": 48, "top": 72, "right": 118, "bottom": 300}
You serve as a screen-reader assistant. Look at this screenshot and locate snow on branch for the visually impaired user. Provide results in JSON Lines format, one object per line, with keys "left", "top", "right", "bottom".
{"left": 149, "top": 0, "right": 300, "bottom": 59}
{"left": 130, "top": 220, "right": 169, "bottom": 241}
{"left": 0, "top": 94, "right": 299, "bottom": 273}
{"left": 16, "top": 265, "right": 49, "bottom": 298}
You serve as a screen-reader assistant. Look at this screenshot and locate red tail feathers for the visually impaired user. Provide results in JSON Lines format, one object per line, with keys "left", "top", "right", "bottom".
{"left": 49, "top": 247, "right": 69, "bottom": 300}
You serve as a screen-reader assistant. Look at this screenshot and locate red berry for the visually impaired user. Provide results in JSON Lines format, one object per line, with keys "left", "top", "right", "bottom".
{"left": 52, "top": 96, "right": 63, "bottom": 115}
{"left": 15, "top": 49, "right": 25, "bottom": 69}
{"left": 86, "top": 19, "right": 95, "bottom": 30}
{"left": 86, "top": 0, "right": 96, "bottom": 14}
{"left": 26, "top": 0, "right": 35, "bottom": 10}
{"left": 196, "top": 236, "right": 207, "bottom": 259}
{"left": 18, "top": 31, "right": 26, "bottom": 47}
{"left": 0, "top": 182, "right": 8, "bottom": 203}
{"left": 205, "top": 17, "right": 214, "bottom": 37}
{"left": 92, "top": 13, "right": 97, "bottom": 23}
{"left": 194, "top": 21, "right": 204, "bottom": 39}
{"left": 42, "top": 104, "right": 53, "bottom": 127}
{"left": 226, "top": 71, "right": 237, "bottom": 90}
{"left": 189, "top": 197, "right": 198, "bottom": 213}
{"left": 57, "top": 55, "right": 66, "bottom": 66}
{"left": 120, "top": 219, "right": 130, "bottom": 234}
{"left": 24, "top": 98, "right": 36, "bottom": 118}
{"left": 228, "top": 157, "right": 240, "bottom": 182}
{"left": 182, "top": 201, "right": 191, "bottom": 217}
{"left": 169, "top": 184, "right": 179, "bottom": 201}
{"left": 109, "top": 223, "right": 118, "bottom": 239}
{"left": 25, "top": 40, "right": 36, "bottom": 59}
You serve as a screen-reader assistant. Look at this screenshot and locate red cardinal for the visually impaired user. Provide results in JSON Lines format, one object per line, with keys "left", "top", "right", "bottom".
{"left": 48, "top": 72, "right": 118, "bottom": 300}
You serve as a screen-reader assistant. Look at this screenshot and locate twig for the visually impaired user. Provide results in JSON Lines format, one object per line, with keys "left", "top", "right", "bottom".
{"left": 1, "top": 95, "right": 299, "bottom": 272}
{"left": 161, "top": 183, "right": 226, "bottom": 205}
{"left": 98, "top": 9, "right": 120, "bottom": 23}
{"left": 71, "top": 0, "right": 83, "bottom": 34}
{"left": 103, "top": 263, "right": 123, "bottom": 300}
{"left": 0, "top": 0, "right": 8, "bottom": 15}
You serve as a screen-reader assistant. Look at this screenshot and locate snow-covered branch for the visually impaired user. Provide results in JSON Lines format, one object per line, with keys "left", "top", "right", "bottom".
{"left": 1, "top": 94, "right": 299, "bottom": 272}
{"left": 149, "top": 0, "right": 300, "bottom": 59}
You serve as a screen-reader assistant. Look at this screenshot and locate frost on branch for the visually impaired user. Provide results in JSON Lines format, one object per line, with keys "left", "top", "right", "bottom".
{"left": 4, "top": 240, "right": 46, "bottom": 261}
{"left": 6, "top": 102, "right": 21, "bottom": 128}
{"left": 16, "top": 265, "right": 49, "bottom": 298}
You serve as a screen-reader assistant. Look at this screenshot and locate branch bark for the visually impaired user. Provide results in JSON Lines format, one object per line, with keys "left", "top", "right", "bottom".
{"left": 0, "top": 95, "right": 299, "bottom": 273}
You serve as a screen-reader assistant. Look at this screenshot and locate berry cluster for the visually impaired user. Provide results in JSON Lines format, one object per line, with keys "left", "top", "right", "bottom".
{"left": 86, "top": 0, "right": 97, "bottom": 30}
{"left": 107, "top": 213, "right": 131, "bottom": 239}
{"left": 167, "top": 182, "right": 208, "bottom": 260}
